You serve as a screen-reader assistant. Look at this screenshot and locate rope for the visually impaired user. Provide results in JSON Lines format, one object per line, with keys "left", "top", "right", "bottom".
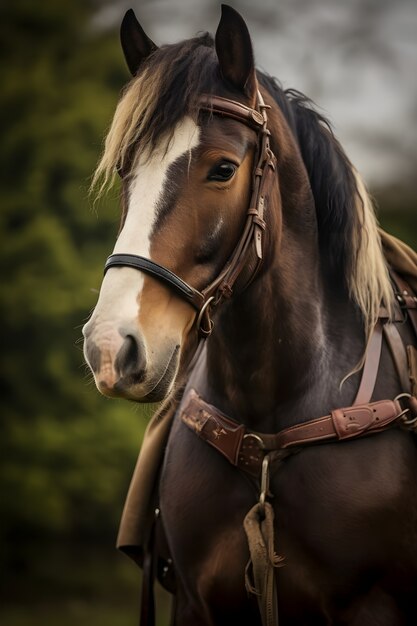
{"left": 243, "top": 501, "right": 284, "bottom": 626}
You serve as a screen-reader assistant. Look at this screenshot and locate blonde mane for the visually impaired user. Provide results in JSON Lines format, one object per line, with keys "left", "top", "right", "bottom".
{"left": 91, "top": 33, "right": 218, "bottom": 196}
{"left": 91, "top": 65, "right": 169, "bottom": 195}
{"left": 350, "top": 171, "right": 394, "bottom": 337}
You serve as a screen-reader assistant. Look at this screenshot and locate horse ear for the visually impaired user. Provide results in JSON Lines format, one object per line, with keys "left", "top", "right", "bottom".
{"left": 120, "top": 9, "right": 158, "bottom": 76}
{"left": 215, "top": 5, "right": 256, "bottom": 99}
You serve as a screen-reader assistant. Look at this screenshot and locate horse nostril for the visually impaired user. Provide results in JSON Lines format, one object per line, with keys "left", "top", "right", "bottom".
{"left": 84, "top": 340, "right": 101, "bottom": 373}
{"left": 115, "top": 333, "right": 146, "bottom": 381}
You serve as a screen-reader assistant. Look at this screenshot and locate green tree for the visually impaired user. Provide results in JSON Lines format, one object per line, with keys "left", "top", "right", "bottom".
{"left": 0, "top": 0, "right": 150, "bottom": 587}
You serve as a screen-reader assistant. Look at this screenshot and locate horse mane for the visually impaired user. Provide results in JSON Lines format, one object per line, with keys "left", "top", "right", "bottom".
{"left": 258, "top": 73, "right": 394, "bottom": 333}
{"left": 92, "top": 33, "right": 218, "bottom": 193}
{"left": 93, "top": 35, "right": 393, "bottom": 333}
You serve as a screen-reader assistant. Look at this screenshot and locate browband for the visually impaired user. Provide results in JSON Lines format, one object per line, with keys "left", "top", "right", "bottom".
{"left": 198, "top": 94, "right": 265, "bottom": 129}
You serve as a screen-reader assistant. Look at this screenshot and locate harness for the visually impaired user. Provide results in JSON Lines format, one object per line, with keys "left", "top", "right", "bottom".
{"left": 179, "top": 276, "right": 417, "bottom": 626}
{"left": 104, "top": 91, "right": 417, "bottom": 626}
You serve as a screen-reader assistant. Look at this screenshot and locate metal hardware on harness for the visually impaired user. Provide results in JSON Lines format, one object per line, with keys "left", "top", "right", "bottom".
{"left": 259, "top": 454, "right": 271, "bottom": 517}
{"left": 394, "top": 392, "right": 417, "bottom": 429}
{"left": 196, "top": 296, "right": 215, "bottom": 337}
{"left": 402, "top": 415, "right": 417, "bottom": 430}
{"left": 395, "top": 392, "right": 413, "bottom": 403}
{"left": 244, "top": 448, "right": 282, "bottom": 626}
{"left": 394, "top": 392, "right": 411, "bottom": 420}
{"left": 243, "top": 432, "right": 265, "bottom": 448}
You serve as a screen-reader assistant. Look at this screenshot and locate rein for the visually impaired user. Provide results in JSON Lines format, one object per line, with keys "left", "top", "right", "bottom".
{"left": 104, "top": 90, "right": 276, "bottom": 337}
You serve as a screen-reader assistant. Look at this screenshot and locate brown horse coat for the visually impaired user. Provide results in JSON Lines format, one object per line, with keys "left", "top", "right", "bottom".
{"left": 116, "top": 230, "right": 417, "bottom": 563}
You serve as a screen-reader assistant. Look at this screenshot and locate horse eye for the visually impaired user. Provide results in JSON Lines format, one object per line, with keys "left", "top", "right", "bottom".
{"left": 207, "top": 161, "right": 237, "bottom": 182}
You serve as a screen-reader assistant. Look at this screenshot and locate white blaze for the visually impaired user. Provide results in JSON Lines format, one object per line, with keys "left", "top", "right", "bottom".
{"left": 91, "top": 117, "right": 200, "bottom": 323}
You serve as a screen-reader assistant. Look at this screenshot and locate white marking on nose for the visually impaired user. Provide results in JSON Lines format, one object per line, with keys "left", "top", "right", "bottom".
{"left": 115, "top": 116, "right": 200, "bottom": 259}
{"left": 85, "top": 116, "right": 200, "bottom": 361}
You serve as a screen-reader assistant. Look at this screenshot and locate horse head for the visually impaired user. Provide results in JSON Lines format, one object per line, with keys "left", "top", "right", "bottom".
{"left": 83, "top": 6, "right": 279, "bottom": 402}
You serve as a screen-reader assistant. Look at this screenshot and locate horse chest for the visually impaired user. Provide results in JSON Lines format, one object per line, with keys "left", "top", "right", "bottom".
{"left": 161, "top": 417, "right": 417, "bottom": 620}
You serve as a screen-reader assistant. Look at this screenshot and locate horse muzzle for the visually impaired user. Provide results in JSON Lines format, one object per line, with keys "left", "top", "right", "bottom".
{"left": 82, "top": 319, "right": 180, "bottom": 402}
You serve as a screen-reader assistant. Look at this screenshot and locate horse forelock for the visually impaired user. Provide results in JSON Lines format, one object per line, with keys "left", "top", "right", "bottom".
{"left": 258, "top": 73, "right": 394, "bottom": 334}
{"left": 92, "top": 33, "right": 218, "bottom": 194}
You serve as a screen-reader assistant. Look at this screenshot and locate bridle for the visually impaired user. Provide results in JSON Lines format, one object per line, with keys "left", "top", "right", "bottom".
{"left": 104, "top": 91, "right": 277, "bottom": 337}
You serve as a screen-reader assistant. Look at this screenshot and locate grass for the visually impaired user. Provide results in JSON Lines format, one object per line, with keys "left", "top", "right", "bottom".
{"left": 1, "top": 587, "right": 172, "bottom": 626}
{"left": 0, "top": 603, "right": 138, "bottom": 626}
{"left": 1, "top": 541, "right": 172, "bottom": 626}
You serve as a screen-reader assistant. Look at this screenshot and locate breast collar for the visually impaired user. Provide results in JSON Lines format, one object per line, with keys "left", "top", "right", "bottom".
{"left": 180, "top": 271, "right": 417, "bottom": 478}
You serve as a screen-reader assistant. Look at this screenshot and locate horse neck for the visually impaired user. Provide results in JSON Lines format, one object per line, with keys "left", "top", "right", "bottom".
{"left": 202, "top": 152, "right": 366, "bottom": 432}
{"left": 203, "top": 258, "right": 365, "bottom": 432}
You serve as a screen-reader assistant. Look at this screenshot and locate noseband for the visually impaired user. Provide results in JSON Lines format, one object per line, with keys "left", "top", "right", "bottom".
{"left": 104, "top": 91, "right": 277, "bottom": 336}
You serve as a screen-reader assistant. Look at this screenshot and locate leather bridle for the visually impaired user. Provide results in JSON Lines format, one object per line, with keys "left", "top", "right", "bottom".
{"left": 104, "top": 91, "right": 277, "bottom": 336}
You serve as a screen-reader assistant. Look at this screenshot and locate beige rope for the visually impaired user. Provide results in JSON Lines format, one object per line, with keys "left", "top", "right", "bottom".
{"left": 243, "top": 501, "right": 284, "bottom": 626}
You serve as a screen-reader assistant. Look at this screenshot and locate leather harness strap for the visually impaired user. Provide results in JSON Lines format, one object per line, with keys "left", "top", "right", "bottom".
{"left": 391, "top": 270, "right": 417, "bottom": 336}
{"left": 352, "top": 270, "right": 417, "bottom": 406}
{"left": 199, "top": 94, "right": 265, "bottom": 129}
{"left": 383, "top": 323, "right": 411, "bottom": 392}
{"left": 104, "top": 253, "right": 205, "bottom": 311}
{"left": 181, "top": 389, "right": 407, "bottom": 478}
{"left": 352, "top": 320, "right": 384, "bottom": 406}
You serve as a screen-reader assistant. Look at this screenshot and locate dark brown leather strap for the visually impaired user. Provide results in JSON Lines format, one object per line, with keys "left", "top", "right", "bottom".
{"left": 353, "top": 320, "right": 384, "bottom": 405}
{"left": 199, "top": 94, "right": 265, "bottom": 129}
{"left": 181, "top": 389, "right": 404, "bottom": 477}
{"left": 353, "top": 272, "right": 417, "bottom": 405}
{"left": 391, "top": 270, "right": 417, "bottom": 338}
{"left": 104, "top": 254, "right": 205, "bottom": 311}
{"left": 198, "top": 90, "right": 276, "bottom": 304}
{"left": 273, "top": 399, "right": 402, "bottom": 446}
{"left": 140, "top": 514, "right": 157, "bottom": 626}
{"left": 383, "top": 322, "right": 411, "bottom": 392}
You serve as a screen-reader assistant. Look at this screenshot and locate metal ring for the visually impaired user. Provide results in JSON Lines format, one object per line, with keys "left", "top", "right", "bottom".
{"left": 243, "top": 433, "right": 265, "bottom": 449}
{"left": 394, "top": 393, "right": 413, "bottom": 422}
{"left": 259, "top": 454, "right": 271, "bottom": 517}
{"left": 394, "top": 393, "right": 412, "bottom": 402}
{"left": 402, "top": 414, "right": 417, "bottom": 428}
{"left": 196, "top": 296, "right": 215, "bottom": 335}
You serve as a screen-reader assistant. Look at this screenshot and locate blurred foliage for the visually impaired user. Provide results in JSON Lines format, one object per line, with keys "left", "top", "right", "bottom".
{"left": 375, "top": 185, "right": 417, "bottom": 250}
{"left": 0, "top": 0, "right": 415, "bottom": 623}
{"left": 0, "top": 0, "right": 154, "bottom": 615}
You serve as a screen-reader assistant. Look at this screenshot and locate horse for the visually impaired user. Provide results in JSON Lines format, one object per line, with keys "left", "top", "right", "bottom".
{"left": 83, "top": 5, "right": 417, "bottom": 625}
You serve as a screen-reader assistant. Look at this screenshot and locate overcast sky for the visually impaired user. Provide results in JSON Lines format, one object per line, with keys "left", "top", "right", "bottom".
{"left": 97, "top": 0, "right": 417, "bottom": 187}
